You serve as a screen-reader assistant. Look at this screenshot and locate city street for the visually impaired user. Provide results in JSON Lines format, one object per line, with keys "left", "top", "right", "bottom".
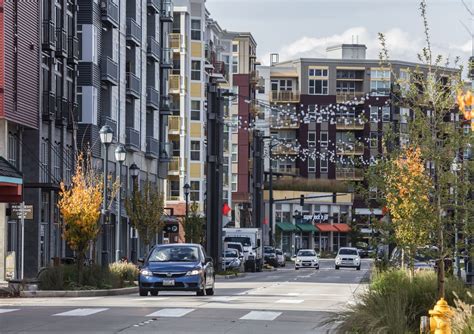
{"left": 0, "top": 259, "right": 371, "bottom": 334}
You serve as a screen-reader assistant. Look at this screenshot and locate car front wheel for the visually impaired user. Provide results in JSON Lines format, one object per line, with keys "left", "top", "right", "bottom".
{"left": 335, "top": 266, "right": 339, "bottom": 270}
{"left": 356, "top": 265, "right": 361, "bottom": 271}
{"left": 205, "top": 288, "right": 214, "bottom": 295}
{"left": 139, "top": 288, "right": 148, "bottom": 296}
{"left": 150, "top": 290, "right": 158, "bottom": 296}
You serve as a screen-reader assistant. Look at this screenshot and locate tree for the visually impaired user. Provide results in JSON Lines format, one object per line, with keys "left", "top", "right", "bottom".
{"left": 58, "top": 153, "right": 103, "bottom": 282}
{"left": 183, "top": 202, "right": 205, "bottom": 244}
{"left": 125, "top": 180, "right": 165, "bottom": 254}
{"left": 385, "top": 147, "right": 435, "bottom": 276}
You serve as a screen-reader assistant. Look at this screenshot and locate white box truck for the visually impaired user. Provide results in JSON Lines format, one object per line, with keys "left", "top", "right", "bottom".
{"left": 223, "top": 228, "right": 263, "bottom": 272}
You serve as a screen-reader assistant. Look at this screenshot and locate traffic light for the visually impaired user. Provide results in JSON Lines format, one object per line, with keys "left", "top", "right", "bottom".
{"left": 300, "top": 194, "right": 304, "bottom": 207}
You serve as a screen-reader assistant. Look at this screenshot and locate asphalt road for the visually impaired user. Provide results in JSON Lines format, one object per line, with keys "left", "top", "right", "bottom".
{"left": 0, "top": 259, "right": 371, "bottom": 334}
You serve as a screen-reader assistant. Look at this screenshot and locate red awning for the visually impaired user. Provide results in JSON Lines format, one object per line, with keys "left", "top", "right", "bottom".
{"left": 333, "top": 223, "right": 351, "bottom": 233}
{"left": 315, "top": 223, "right": 338, "bottom": 232}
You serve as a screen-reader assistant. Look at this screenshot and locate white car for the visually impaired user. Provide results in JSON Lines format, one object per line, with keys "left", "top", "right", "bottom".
{"left": 294, "top": 249, "right": 319, "bottom": 270}
{"left": 335, "top": 247, "right": 361, "bottom": 270}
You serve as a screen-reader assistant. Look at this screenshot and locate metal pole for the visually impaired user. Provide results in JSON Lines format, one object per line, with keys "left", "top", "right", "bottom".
{"left": 454, "top": 169, "right": 461, "bottom": 279}
{"left": 20, "top": 201, "right": 25, "bottom": 280}
{"left": 115, "top": 161, "right": 122, "bottom": 262}
{"left": 102, "top": 143, "right": 109, "bottom": 267}
{"left": 185, "top": 193, "right": 189, "bottom": 221}
{"left": 269, "top": 142, "right": 273, "bottom": 247}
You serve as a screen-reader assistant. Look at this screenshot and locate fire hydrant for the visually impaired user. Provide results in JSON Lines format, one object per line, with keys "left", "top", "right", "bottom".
{"left": 429, "top": 298, "right": 454, "bottom": 334}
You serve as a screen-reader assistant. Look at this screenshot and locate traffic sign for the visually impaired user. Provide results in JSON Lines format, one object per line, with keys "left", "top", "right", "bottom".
{"left": 164, "top": 223, "right": 179, "bottom": 234}
{"left": 10, "top": 204, "right": 33, "bottom": 220}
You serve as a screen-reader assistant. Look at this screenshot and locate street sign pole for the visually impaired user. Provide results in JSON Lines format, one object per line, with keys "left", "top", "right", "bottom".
{"left": 20, "top": 201, "right": 25, "bottom": 280}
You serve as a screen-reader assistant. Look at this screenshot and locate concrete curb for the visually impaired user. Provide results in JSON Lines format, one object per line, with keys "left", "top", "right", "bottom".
{"left": 19, "top": 286, "right": 138, "bottom": 298}
{"left": 263, "top": 268, "right": 277, "bottom": 272}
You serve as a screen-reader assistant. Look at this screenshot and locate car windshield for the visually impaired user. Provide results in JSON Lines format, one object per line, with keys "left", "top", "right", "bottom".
{"left": 264, "top": 247, "right": 274, "bottom": 253}
{"left": 339, "top": 248, "right": 358, "bottom": 255}
{"left": 223, "top": 250, "right": 238, "bottom": 258}
{"left": 224, "top": 237, "right": 251, "bottom": 246}
{"left": 148, "top": 246, "right": 200, "bottom": 262}
{"left": 227, "top": 244, "right": 243, "bottom": 252}
{"left": 298, "top": 250, "right": 315, "bottom": 257}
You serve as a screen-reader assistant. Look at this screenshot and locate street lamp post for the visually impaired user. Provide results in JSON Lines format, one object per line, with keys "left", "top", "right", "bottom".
{"left": 114, "top": 144, "right": 126, "bottom": 262}
{"left": 183, "top": 183, "right": 190, "bottom": 222}
{"left": 129, "top": 163, "right": 139, "bottom": 263}
{"left": 99, "top": 125, "right": 114, "bottom": 266}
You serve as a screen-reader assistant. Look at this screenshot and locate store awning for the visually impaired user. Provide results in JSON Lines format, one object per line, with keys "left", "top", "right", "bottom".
{"left": 315, "top": 223, "right": 339, "bottom": 232}
{"left": 296, "top": 223, "right": 317, "bottom": 233}
{"left": 333, "top": 223, "right": 351, "bottom": 233}
{"left": 276, "top": 222, "right": 297, "bottom": 232}
{"left": 0, "top": 157, "right": 22, "bottom": 203}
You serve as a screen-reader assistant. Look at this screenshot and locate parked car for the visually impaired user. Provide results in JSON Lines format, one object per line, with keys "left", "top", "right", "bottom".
{"left": 294, "top": 249, "right": 319, "bottom": 270}
{"left": 138, "top": 243, "right": 215, "bottom": 297}
{"left": 264, "top": 246, "right": 278, "bottom": 267}
{"left": 335, "top": 247, "right": 361, "bottom": 270}
{"left": 221, "top": 249, "right": 243, "bottom": 271}
{"left": 390, "top": 246, "right": 438, "bottom": 272}
{"left": 275, "top": 249, "right": 286, "bottom": 267}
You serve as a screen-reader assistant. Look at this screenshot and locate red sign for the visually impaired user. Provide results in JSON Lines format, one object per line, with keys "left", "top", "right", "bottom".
{"left": 222, "top": 203, "right": 231, "bottom": 216}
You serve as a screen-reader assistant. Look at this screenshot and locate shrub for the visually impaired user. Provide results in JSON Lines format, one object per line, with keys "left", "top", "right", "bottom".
{"left": 327, "top": 270, "right": 473, "bottom": 333}
{"left": 452, "top": 292, "right": 474, "bottom": 334}
{"left": 109, "top": 262, "right": 139, "bottom": 283}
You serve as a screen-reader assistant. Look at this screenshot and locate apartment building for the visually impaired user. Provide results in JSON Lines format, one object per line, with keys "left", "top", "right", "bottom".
{"left": 257, "top": 44, "right": 459, "bottom": 253}
{"left": 76, "top": 0, "right": 172, "bottom": 261}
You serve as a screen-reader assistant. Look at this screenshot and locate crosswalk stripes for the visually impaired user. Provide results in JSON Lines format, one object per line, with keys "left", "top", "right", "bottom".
{"left": 146, "top": 308, "right": 195, "bottom": 318}
{"left": 275, "top": 299, "right": 304, "bottom": 304}
{"left": 240, "top": 311, "right": 282, "bottom": 321}
{"left": 0, "top": 309, "right": 19, "bottom": 314}
{"left": 53, "top": 308, "right": 109, "bottom": 317}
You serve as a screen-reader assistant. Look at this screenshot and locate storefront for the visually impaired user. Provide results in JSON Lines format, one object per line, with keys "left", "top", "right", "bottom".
{"left": 275, "top": 222, "right": 297, "bottom": 254}
{"left": 315, "top": 223, "right": 351, "bottom": 252}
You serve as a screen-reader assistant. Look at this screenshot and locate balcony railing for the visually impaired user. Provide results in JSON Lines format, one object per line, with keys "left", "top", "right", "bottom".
{"left": 169, "top": 33, "right": 181, "bottom": 50}
{"left": 147, "top": 36, "right": 160, "bottom": 62}
{"left": 67, "top": 36, "right": 79, "bottom": 63}
{"left": 272, "top": 145, "right": 299, "bottom": 156}
{"left": 100, "top": 0, "right": 119, "bottom": 28}
{"left": 160, "top": 0, "right": 173, "bottom": 22}
{"left": 275, "top": 167, "right": 300, "bottom": 175}
{"left": 169, "top": 74, "right": 180, "bottom": 93}
{"left": 147, "top": 0, "right": 160, "bottom": 13}
{"left": 126, "top": 17, "right": 141, "bottom": 46}
{"left": 42, "top": 91, "right": 55, "bottom": 119}
{"left": 146, "top": 87, "right": 160, "bottom": 110}
{"left": 336, "top": 91, "right": 365, "bottom": 104}
{"left": 161, "top": 48, "right": 172, "bottom": 68}
{"left": 55, "top": 28, "right": 68, "bottom": 57}
{"left": 55, "top": 96, "right": 68, "bottom": 122}
{"left": 125, "top": 127, "right": 140, "bottom": 151}
{"left": 336, "top": 142, "right": 365, "bottom": 155}
{"left": 213, "top": 61, "right": 226, "bottom": 77}
{"left": 168, "top": 116, "right": 180, "bottom": 134}
{"left": 126, "top": 72, "right": 140, "bottom": 98}
{"left": 270, "top": 90, "right": 300, "bottom": 103}
{"left": 335, "top": 117, "right": 365, "bottom": 130}
{"left": 159, "top": 142, "right": 173, "bottom": 162}
{"left": 42, "top": 20, "right": 56, "bottom": 50}
{"left": 168, "top": 157, "right": 180, "bottom": 175}
{"left": 101, "top": 57, "right": 119, "bottom": 86}
{"left": 336, "top": 168, "right": 364, "bottom": 180}
{"left": 145, "top": 136, "right": 160, "bottom": 159}
{"left": 160, "top": 96, "right": 172, "bottom": 115}
{"left": 270, "top": 116, "right": 299, "bottom": 129}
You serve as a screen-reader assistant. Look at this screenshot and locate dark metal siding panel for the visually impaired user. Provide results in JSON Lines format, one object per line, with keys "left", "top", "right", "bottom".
{"left": 3, "top": 0, "right": 14, "bottom": 121}
{"left": 77, "top": 0, "right": 93, "bottom": 24}
{"left": 77, "top": 123, "right": 101, "bottom": 157}
{"left": 77, "top": 62, "right": 100, "bottom": 86}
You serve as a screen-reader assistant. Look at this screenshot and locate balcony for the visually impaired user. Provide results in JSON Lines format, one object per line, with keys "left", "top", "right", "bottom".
{"left": 42, "top": 92, "right": 55, "bottom": 119}
{"left": 168, "top": 116, "right": 180, "bottom": 135}
{"left": 213, "top": 61, "right": 226, "bottom": 78}
{"left": 101, "top": 57, "right": 119, "bottom": 86}
{"left": 126, "top": 72, "right": 140, "bottom": 98}
{"left": 146, "top": 87, "right": 160, "bottom": 110}
{"left": 100, "top": 0, "right": 119, "bottom": 28}
{"left": 55, "top": 28, "right": 68, "bottom": 57}
{"left": 272, "top": 145, "right": 299, "bottom": 156}
{"left": 160, "top": 0, "right": 173, "bottom": 22}
{"left": 125, "top": 127, "right": 140, "bottom": 151}
{"left": 147, "top": 36, "right": 160, "bottom": 62}
{"left": 169, "top": 74, "right": 180, "bottom": 94}
{"left": 161, "top": 48, "right": 172, "bottom": 68}
{"left": 170, "top": 100, "right": 180, "bottom": 114}
{"left": 250, "top": 70, "right": 259, "bottom": 85}
{"left": 336, "top": 168, "right": 364, "bottom": 181}
{"left": 160, "top": 96, "right": 172, "bottom": 115}
{"left": 42, "top": 20, "right": 56, "bottom": 51}
{"left": 67, "top": 36, "right": 79, "bottom": 64}
{"left": 159, "top": 142, "right": 173, "bottom": 162}
{"left": 336, "top": 117, "right": 365, "bottom": 130}
{"left": 126, "top": 17, "right": 141, "bottom": 46}
{"left": 275, "top": 167, "right": 300, "bottom": 175}
{"left": 55, "top": 96, "right": 69, "bottom": 123}
{"left": 168, "top": 157, "right": 180, "bottom": 175}
{"left": 145, "top": 136, "right": 160, "bottom": 159}
{"left": 336, "top": 92, "right": 365, "bottom": 104}
{"left": 147, "top": 0, "right": 160, "bottom": 13}
{"left": 270, "top": 90, "right": 300, "bottom": 103}
{"left": 169, "top": 33, "right": 181, "bottom": 50}
{"left": 336, "top": 142, "right": 365, "bottom": 155}
{"left": 270, "top": 116, "right": 300, "bottom": 129}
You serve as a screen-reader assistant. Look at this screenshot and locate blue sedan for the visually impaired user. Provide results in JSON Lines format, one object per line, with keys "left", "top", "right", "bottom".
{"left": 138, "top": 243, "right": 215, "bottom": 296}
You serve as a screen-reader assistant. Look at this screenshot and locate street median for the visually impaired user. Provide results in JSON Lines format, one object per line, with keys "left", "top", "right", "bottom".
{"left": 19, "top": 286, "right": 138, "bottom": 298}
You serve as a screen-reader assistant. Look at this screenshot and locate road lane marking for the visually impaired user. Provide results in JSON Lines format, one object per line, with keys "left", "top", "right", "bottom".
{"left": 53, "top": 308, "right": 108, "bottom": 316}
{"left": 207, "top": 296, "right": 239, "bottom": 302}
{"left": 0, "top": 309, "right": 19, "bottom": 314}
{"left": 146, "top": 308, "right": 195, "bottom": 317}
{"left": 240, "top": 311, "right": 282, "bottom": 321}
{"left": 133, "top": 297, "right": 170, "bottom": 301}
{"left": 276, "top": 299, "right": 304, "bottom": 304}
{"left": 286, "top": 293, "right": 300, "bottom": 296}
{"left": 68, "top": 297, "right": 102, "bottom": 301}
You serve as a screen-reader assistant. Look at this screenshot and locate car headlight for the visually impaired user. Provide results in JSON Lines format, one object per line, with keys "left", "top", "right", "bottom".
{"left": 296, "top": 259, "right": 302, "bottom": 263}
{"left": 140, "top": 269, "right": 153, "bottom": 277}
{"left": 186, "top": 269, "right": 203, "bottom": 276}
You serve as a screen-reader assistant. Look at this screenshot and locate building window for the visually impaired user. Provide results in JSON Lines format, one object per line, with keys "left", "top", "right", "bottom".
{"left": 309, "top": 79, "right": 328, "bottom": 95}
{"left": 231, "top": 174, "right": 237, "bottom": 191}
{"left": 65, "top": 145, "right": 72, "bottom": 185}
{"left": 382, "top": 106, "right": 391, "bottom": 122}
{"left": 308, "top": 158, "right": 316, "bottom": 173}
{"left": 369, "top": 187, "right": 378, "bottom": 200}
{"left": 169, "top": 180, "right": 180, "bottom": 199}
{"left": 191, "top": 60, "right": 201, "bottom": 81}
{"left": 190, "top": 181, "right": 200, "bottom": 201}
{"left": 7, "top": 133, "right": 18, "bottom": 168}
{"left": 308, "top": 132, "right": 316, "bottom": 147}
{"left": 53, "top": 142, "right": 61, "bottom": 181}
{"left": 232, "top": 43, "right": 238, "bottom": 53}
{"left": 40, "top": 140, "right": 49, "bottom": 183}
{"left": 320, "top": 158, "right": 328, "bottom": 173}
{"left": 309, "top": 68, "right": 328, "bottom": 77}
{"left": 191, "top": 19, "right": 201, "bottom": 40}
{"left": 190, "top": 141, "right": 200, "bottom": 161}
{"left": 231, "top": 144, "right": 238, "bottom": 162}
{"left": 320, "top": 131, "right": 328, "bottom": 148}
{"left": 232, "top": 58, "right": 238, "bottom": 74}
{"left": 370, "top": 106, "right": 379, "bottom": 122}
{"left": 191, "top": 100, "right": 200, "bottom": 121}
{"left": 370, "top": 132, "right": 378, "bottom": 148}
{"left": 370, "top": 69, "right": 391, "bottom": 96}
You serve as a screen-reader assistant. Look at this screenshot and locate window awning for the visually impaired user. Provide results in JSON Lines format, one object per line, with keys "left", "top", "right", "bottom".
{"left": 0, "top": 157, "right": 22, "bottom": 203}
{"left": 315, "top": 223, "right": 339, "bottom": 232}
{"left": 333, "top": 223, "right": 351, "bottom": 233}
{"left": 296, "top": 223, "right": 317, "bottom": 233}
{"left": 276, "top": 222, "right": 297, "bottom": 232}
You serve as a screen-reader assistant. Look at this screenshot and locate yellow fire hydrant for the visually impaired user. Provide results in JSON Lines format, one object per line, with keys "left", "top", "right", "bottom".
{"left": 429, "top": 298, "right": 454, "bottom": 334}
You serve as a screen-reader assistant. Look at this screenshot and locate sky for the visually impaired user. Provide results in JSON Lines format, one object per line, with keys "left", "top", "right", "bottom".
{"left": 206, "top": 0, "right": 472, "bottom": 67}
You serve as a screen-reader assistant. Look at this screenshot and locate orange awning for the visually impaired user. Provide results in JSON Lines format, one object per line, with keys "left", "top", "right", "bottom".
{"left": 315, "top": 223, "right": 338, "bottom": 232}
{"left": 333, "top": 223, "right": 351, "bottom": 233}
